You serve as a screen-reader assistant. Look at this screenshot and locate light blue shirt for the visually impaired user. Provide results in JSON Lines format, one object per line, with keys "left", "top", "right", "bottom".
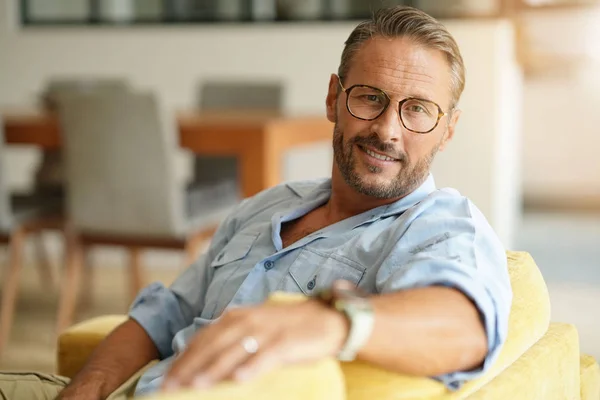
{"left": 130, "top": 175, "right": 512, "bottom": 396}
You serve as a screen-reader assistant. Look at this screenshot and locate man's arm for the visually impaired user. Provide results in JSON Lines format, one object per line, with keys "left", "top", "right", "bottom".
{"left": 356, "top": 286, "right": 487, "bottom": 376}
{"left": 361, "top": 195, "right": 512, "bottom": 384}
{"left": 58, "top": 319, "right": 159, "bottom": 400}
{"left": 158, "top": 285, "right": 486, "bottom": 390}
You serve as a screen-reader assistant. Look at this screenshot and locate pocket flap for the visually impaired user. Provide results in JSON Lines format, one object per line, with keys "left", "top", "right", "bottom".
{"left": 210, "top": 232, "right": 259, "bottom": 268}
{"left": 288, "top": 249, "right": 366, "bottom": 295}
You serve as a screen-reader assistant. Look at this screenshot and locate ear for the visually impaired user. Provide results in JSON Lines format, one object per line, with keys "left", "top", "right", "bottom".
{"left": 439, "top": 109, "right": 461, "bottom": 152}
{"left": 325, "top": 74, "right": 339, "bottom": 123}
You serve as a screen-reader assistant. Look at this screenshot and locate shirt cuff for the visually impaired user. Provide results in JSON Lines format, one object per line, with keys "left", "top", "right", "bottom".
{"left": 129, "top": 282, "right": 188, "bottom": 359}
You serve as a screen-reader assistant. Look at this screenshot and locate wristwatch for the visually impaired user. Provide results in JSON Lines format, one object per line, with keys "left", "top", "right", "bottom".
{"left": 318, "top": 283, "right": 375, "bottom": 362}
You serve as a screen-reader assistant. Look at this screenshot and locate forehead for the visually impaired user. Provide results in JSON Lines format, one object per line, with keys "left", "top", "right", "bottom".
{"left": 345, "top": 36, "right": 451, "bottom": 104}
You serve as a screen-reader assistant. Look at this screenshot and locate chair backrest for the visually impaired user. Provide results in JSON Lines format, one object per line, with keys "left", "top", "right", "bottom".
{"left": 198, "top": 80, "right": 283, "bottom": 111}
{"left": 58, "top": 91, "right": 185, "bottom": 237}
{"left": 35, "top": 78, "right": 130, "bottom": 192}
{"left": 193, "top": 80, "right": 284, "bottom": 184}
{"left": 43, "top": 78, "right": 129, "bottom": 109}
{"left": 0, "top": 118, "right": 12, "bottom": 232}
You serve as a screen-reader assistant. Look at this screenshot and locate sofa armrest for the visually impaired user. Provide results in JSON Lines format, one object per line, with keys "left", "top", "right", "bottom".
{"left": 56, "top": 312, "right": 345, "bottom": 400}
{"left": 581, "top": 354, "right": 600, "bottom": 400}
{"left": 57, "top": 315, "right": 128, "bottom": 378}
{"left": 140, "top": 359, "right": 344, "bottom": 400}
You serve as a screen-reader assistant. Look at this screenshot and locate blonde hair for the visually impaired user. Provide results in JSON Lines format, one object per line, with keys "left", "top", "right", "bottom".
{"left": 338, "top": 6, "right": 465, "bottom": 109}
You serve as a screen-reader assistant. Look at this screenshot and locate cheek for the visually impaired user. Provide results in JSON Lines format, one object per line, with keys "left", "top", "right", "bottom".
{"left": 403, "top": 135, "right": 437, "bottom": 161}
{"left": 338, "top": 116, "right": 371, "bottom": 141}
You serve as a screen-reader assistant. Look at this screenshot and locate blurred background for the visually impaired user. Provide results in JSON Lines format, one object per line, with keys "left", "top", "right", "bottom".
{"left": 0, "top": 0, "right": 599, "bottom": 375}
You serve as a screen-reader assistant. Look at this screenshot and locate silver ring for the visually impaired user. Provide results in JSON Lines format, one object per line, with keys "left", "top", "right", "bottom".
{"left": 241, "top": 336, "right": 259, "bottom": 354}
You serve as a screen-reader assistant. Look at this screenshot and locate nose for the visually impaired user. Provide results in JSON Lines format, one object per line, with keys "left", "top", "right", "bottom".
{"left": 370, "top": 103, "right": 403, "bottom": 143}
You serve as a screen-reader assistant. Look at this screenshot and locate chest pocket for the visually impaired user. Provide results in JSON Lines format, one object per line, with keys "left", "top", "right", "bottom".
{"left": 203, "top": 231, "right": 261, "bottom": 319}
{"left": 278, "top": 248, "right": 366, "bottom": 296}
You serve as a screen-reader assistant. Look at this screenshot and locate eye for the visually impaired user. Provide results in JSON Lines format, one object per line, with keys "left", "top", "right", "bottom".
{"left": 402, "top": 100, "right": 435, "bottom": 117}
{"left": 361, "top": 94, "right": 381, "bottom": 103}
{"left": 407, "top": 104, "right": 426, "bottom": 113}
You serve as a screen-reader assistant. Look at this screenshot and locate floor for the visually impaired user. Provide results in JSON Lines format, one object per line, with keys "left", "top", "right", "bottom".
{"left": 0, "top": 211, "right": 599, "bottom": 373}
{"left": 0, "top": 262, "right": 179, "bottom": 373}
{"left": 515, "top": 211, "right": 600, "bottom": 361}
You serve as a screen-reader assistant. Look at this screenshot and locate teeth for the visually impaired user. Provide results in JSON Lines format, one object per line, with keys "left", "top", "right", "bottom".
{"left": 365, "top": 148, "right": 395, "bottom": 161}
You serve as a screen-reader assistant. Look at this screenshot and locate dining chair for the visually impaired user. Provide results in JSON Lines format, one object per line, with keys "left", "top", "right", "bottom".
{"left": 0, "top": 118, "right": 63, "bottom": 356}
{"left": 55, "top": 90, "right": 239, "bottom": 333}
{"left": 191, "top": 80, "right": 284, "bottom": 187}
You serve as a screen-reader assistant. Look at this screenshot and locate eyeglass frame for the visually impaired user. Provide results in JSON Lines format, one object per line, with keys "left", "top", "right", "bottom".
{"left": 336, "top": 75, "right": 450, "bottom": 134}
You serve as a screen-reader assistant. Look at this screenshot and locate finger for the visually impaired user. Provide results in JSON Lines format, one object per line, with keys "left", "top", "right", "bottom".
{"left": 163, "top": 317, "right": 246, "bottom": 390}
{"left": 232, "top": 341, "right": 282, "bottom": 383}
{"left": 193, "top": 335, "right": 267, "bottom": 388}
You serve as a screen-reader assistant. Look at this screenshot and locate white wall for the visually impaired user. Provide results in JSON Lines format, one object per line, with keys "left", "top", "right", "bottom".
{"left": 431, "top": 20, "right": 522, "bottom": 247}
{"left": 519, "top": 8, "right": 600, "bottom": 203}
{"left": 0, "top": 0, "right": 521, "bottom": 249}
{"left": 523, "top": 66, "right": 600, "bottom": 201}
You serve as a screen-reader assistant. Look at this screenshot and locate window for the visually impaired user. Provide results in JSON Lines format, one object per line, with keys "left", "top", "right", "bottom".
{"left": 20, "top": 0, "right": 503, "bottom": 26}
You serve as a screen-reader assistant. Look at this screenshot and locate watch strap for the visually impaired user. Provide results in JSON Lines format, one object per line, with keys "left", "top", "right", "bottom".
{"left": 334, "top": 298, "right": 375, "bottom": 362}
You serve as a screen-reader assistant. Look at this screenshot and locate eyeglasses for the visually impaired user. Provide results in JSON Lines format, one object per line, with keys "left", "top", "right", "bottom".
{"left": 337, "top": 77, "right": 448, "bottom": 134}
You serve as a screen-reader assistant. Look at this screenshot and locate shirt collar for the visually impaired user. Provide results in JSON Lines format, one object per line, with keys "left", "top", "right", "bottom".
{"left": 286, "top": 174, "right": 437, "bottom": 218}
{"left": 380, "top": 174, "right": 437, "bottom": 217}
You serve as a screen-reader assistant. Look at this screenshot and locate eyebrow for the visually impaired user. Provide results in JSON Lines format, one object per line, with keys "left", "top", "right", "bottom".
{"left": 358, "top": 82, "right": 435, "bottom": 103}
{"left": 403, "top": 92, "right": 436, "bottom": 103}
{"left": 383, "top": 86, "right": 438, "bottom": 105}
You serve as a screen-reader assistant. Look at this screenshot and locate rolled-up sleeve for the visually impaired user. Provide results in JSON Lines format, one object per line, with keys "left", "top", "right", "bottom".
{"left": 128, "top": 255, "right": 210, "bottom": 359}
{"left": 128, "top": 208, "right": 239, "bottom": 359}
{"left": 376, "top": 193, "right": 512, "bottom": 389}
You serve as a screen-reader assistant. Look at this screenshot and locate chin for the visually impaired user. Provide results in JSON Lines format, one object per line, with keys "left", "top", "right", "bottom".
{"left": 351, "top": 176, "right": 396, "bottom": 198}
{"left": 356, "top": 168, "right": 399, "bottom": 187}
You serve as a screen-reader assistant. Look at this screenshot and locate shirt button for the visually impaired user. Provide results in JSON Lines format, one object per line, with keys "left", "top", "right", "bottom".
{"left": 264, "top": 260, "right": 274, "bottom": 270}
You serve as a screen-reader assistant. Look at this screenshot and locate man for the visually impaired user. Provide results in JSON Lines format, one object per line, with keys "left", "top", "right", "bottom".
{"left": 0, "top": 5, "right": 511, "bottom": 400}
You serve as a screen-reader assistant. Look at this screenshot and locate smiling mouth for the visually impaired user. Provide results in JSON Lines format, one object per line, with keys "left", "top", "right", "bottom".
{"left": 358, "top": 145, "right": 399, "bottom": 162}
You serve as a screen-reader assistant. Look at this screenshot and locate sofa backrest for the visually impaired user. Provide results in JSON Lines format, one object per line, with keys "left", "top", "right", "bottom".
{"left": 340, "top": 251, "right": 551, "bottom": 400}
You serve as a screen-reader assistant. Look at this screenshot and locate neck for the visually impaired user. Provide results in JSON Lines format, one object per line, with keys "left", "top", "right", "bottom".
{"left": 325, "top": 166, "right": 407, "bottom": 222}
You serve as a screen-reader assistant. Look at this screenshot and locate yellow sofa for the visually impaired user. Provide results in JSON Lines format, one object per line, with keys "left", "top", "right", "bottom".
{"left": 57, "top": 252, "right": 600, "bottom": 399}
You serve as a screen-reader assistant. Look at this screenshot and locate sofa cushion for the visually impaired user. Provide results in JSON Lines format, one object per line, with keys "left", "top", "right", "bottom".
{"left": 467, "top": 323, "right": 580, "bottom": 400}
{"left": 57, "top": 315, "right": 128, "bottom": 378}
{"left": 580, "top": 354, "right": 600, "bottom": 400}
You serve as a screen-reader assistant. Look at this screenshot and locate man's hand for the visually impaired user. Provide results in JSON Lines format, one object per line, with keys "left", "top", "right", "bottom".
{"left": 161, "top": 299, "right": 349, "bottom": 391}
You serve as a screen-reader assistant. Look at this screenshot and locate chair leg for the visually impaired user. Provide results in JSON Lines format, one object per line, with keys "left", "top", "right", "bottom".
{"left": 33, "top": 232, "right": 54, "bottom": 288}
{"left": 56, "top": 233, "right": 84, "bottom": 335}
{"left": 128, "top": 247, "right": 144, "bottom": 306}
{"left": 79, "top": 247, "right": 94, "bottom": 310}
{"left": 0, "top": 227, "right": 27, "bottom": 356}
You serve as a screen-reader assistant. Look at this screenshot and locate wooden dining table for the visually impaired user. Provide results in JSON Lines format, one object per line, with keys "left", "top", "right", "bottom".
{"left": 2, "top": 109, "right": 333, "bottom": 198}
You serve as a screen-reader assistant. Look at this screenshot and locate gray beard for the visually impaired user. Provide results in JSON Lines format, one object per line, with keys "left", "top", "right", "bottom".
{"left": 332, "top": 123, "right": 439, "bottom": 199}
